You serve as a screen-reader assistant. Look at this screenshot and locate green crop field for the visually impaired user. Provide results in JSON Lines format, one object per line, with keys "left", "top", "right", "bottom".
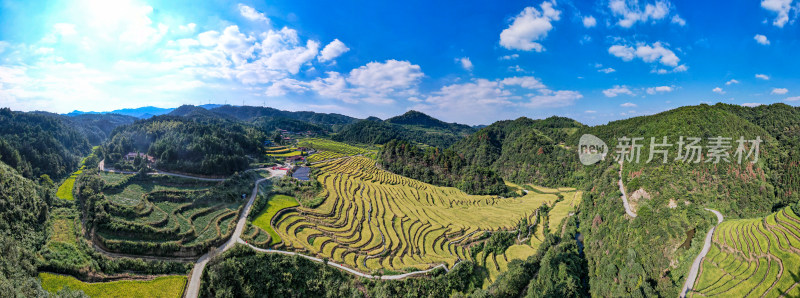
{"left": 39, "top": 273, "right": 186, "bottom": 298}
{"left": 49, "top": 209, "right": 79, "bottom": 245}
{"left": 252, "top": 194, "right": 300, "bottom": 245}
{"left": 271, "top": 156, "right": 575, "bottom": 279}
{"left": 298, "top": 138, "right": 375, "bottom": 163}
{"left": 95, "top": 175, "right": 245, "bottom": 257}
{"left": 691, "top": 207, "right": 800, "bottom": 297}
{"left": 56, "top": 167, "right": 83, "bottom": 201}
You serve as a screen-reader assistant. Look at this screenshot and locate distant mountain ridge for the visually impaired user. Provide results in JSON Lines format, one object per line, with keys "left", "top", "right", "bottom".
{"left": 66, "top": 104, "right": 222, "bottom": 119}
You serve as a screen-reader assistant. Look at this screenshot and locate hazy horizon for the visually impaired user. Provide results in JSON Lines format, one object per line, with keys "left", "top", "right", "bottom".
{"left": 2, "top": 0, "right": 800, "bottom": 125}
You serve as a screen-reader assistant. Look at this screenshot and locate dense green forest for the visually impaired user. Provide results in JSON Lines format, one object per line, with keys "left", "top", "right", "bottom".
{"left": 103, "top": 116, "right": 265, "bottom": 175}
{"left": 379, "top": 139, "right": 514, "bottom": 196}
{"left": 450, "top": 116, "right": 586, "bottom": 187}
{"left": 0, "top": 108, "right": 92, "bottom": 179}
{"left": 333, "top": 114, "right": 471, "bottom": 148}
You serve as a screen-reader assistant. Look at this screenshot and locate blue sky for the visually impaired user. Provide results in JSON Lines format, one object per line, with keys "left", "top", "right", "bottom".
{"left": 1, "top": 0, "right": 799, "bottom": 125}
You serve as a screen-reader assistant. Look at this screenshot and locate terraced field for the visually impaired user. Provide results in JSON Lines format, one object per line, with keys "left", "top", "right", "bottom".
{"left": 57, "top": 167, "right": 84, "bottom": 201}
{"left": 270, "top": 156, "right": 576, "bottom": 277}
{"left": 691, "top": 207, "right": 800, "bottom": 297}
{"left": 95, "top": 175, "right": 244, "bottom": 257}
{"left": 39, "top": 273, "right": 186, "bottom": 297}
{"left": 299, "top": 138, "right": 373, "bottom": 163}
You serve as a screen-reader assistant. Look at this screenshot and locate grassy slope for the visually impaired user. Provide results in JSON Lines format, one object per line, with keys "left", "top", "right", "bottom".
{"left": 252, "top": 195, "right": 300, "bottom": 245}
{"left": 39, "top": 273, "right": 186, "bottom": 298}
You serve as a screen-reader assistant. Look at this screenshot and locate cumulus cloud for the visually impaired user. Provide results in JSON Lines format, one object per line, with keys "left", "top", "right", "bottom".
{"left": 620, "top": 102, "right": 637, "bottom": 107}
{"left": 712, "top": 87, "right": 725, "bottom": 94}
{"left": 646, "top": 85, "right": 673, "bottom": 94}
{"left": 608, "top": 42, "right": 680, "bottom": 67}
{"left": 500, "top": 54, "right": 519, "bottom": 60}
{"left": 609, "top": 0, "right": 673, "bottom": 28}
{"left": 671, "top": 15, "right": 686, "bottom": 26}
{"left": 756, "top": 74, "right": 770, "bottom": 80}
{"left": 742, "top": 103, "right": 764, "bottom": 107}
{"left": 238, "top": 3, "right": 269, "bottom": 23}
{"left": 457, "top": 57, "right": 473, "bottom": 71}
{"left": 603, "top": 85, "right": 635, "bottom": 97}
{"left": 786, "top": 96, "right": 800, "bottom": 101}
{"left": 761, "top": 0, "right": 795, "bottom": 27}
{"left": 772, "top": 88, "right": 789, "bottom": 94}
{"left": 411, "top": 76, "right": 580, "bottom": 124}
{"left": 499, "top": 0, "right": 561, "bottom": 51}
{"left": 583, "top": 16, "right": 597, "bottom": 28}
{"left": 318, "top": 39, "right": 349, "bottom": 62}
{"left": 726, "top": 79, "right": 740, "bottom": 85}
{"left": 754, "top": 34, "right": 770, "bottom": 45}
{"left": 598, "top": 67, "right": 616, "bottom": 73}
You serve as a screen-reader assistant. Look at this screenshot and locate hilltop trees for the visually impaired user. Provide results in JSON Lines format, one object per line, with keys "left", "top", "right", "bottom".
{"left": 103, "top": 116, "right": 266, "bottom": 175}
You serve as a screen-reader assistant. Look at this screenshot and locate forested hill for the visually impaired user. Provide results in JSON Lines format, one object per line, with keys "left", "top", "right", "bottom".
{"left": 210, "top": 105, "right": 358, "bottom": 128}
{"left": 385, "top": 110, "right": 476, "bottom": 136}
{"left": 333, "top": 111, "right": 477, "bottom": 148}
{"left": 0, "top": 160, "right": 52, "bottom": 296}
{"left": 0, "top": 108, "right": 92, "bottom": 179}
{"left": 65, "top": 113, "right": 137, "bottom": 145}
{"left": 449, "top": 116, "right": 585, "bottom": 187}
{"left": 103, "top": 116, "right": 266, "bottom": 175}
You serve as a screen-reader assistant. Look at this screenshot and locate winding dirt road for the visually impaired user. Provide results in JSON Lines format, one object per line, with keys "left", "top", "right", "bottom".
{"left": 98, "top": 160, "right": 226, "bottom": 182}
{"left": 680, "top": 208, "right": 724, "bottom": 298}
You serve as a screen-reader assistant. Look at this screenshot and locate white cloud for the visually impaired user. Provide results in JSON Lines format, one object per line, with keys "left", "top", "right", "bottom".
{"left": 318, "top": 39, "right": 350, "bottom": 62}
{"left": 726, "top": 79, "right": 740, "bottom": 85}
{"left": 238, "top": 3, "right": 269, "bottom": 24}
{"left": 772, "top": 88, "right": 789, "bottom": 94}
{"left": 598, "top": 67, "right": 616, "bottom": 73}
{"left": 761, "top": 0, "right": 795, "bottom": 27}
{"left": 179, "top": 23, "right": 197, "bottom": 33}
{"left": 500, "top": 54, "right": 519, "bottom": 60}
{"left": 583, "top": 16, "right": 597, "bottom": 28}
{"left": 585, "top": 110, "right": 597, "bottom": 113}
{"left": 609, "top": 0, "right": 672, "bottom": 28}
{"left": 501, "top": 76, "right": 546, "bottom": 89}
{"left": 786, "top": 96, "right": 800, "bottom": 101}
{"left": 527, "top": 90, "right": 582, "bottom": 107}
{"left": 347, "top": 60, "right": 423, "bottom": 93}
{"left": 609, "top": 42, "right": 680, "bottom": 67}
{"left": 53, "top": 23, "right": 78, "bottom": 37}
{"left": 754, "top": 34, "right": 770, "bottom": 45}
{"left": 499, "top": 0, "right": 561, "bottom": 51}
{"left": 671, "top": 15, "right": 686, "bottom": 26}
{"left": 608, "top": 45, "right": 635, "bottom": 61}
{"left": 646, "top": 85, "right": 673, "bottom": 94}
{"left": 756, "top": 74, "right": 770, "bottom": 80}
{"left": 620, "top": 102, "right": 637, "bottom": 107}
{"left": 457, "top": 57, "right": 473, "bottom": 71}
{"left": 603, "top": 85, "right": 635, "bottom": 97}
{"left": 741, "top": 103, "right": 764, "bottom": 107}
{"left": 508, "top": 65, "right": 525, "bottom": 72}
{"left": 712, "top": 87, "right": 725, "bottom": 94}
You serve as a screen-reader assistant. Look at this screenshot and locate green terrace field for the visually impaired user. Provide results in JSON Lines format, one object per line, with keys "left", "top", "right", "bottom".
{"left": 95, "top": 174, "right": 246, "bottom": 257}
{"left": 39, "top": 273, "right": 186, "bottom": 298}
{"left": 269, "top": 156, "right": 579, "bottom": 282}
{"left": 265, "top": 146, "right": 304, "bottom": 157}
{"left": 691, "top": 207, "right": 800, "bottom": 297}
{"left": 250, "top": 194, "right": 300, "bottom": 246}
{"left": 298, "top": 138, "right": 374, "bottom": 163}
{"left": 56, "top": 166, "right": 84, "bottom": 201}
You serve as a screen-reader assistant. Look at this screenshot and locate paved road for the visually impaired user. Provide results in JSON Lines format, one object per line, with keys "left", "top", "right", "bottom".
{"left": 98, "top": 159, "right": 226, "bottom": 182}
{"left": 680, "top": 208, "right": 724, "bottom": 298}
{"left": 184, "top": 170, "right": 281, "bottom": 298}
{"left": 238, "top": 240, "right": 449, "bottom": 280}
{"left": 618, "top": 161, "right": 637, "bottom": 218}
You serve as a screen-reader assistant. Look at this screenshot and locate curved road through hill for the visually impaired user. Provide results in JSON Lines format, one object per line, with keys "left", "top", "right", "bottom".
{"left": 618, "top": 161, "right": 637, "bottom": 218}
{"left": 680, "top": 208, "right": 724, "bottom": 298}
